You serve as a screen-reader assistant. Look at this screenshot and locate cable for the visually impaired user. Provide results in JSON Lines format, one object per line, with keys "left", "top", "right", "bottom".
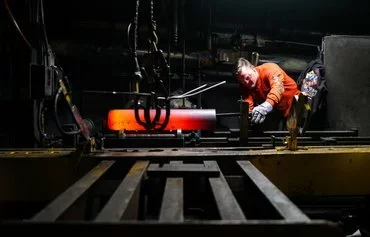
{"left": 36, "top": 98, "right": 63, "bottom": 147}
{"left": 133, "top": 0, "right": 139, "bottom": 55}
{"left": 4, "top": 0, "right": 33, "bottom": 49}
{"left": 132, "top": 0, "right": 142, "bottom": 84}
{"left": 148, "top": 0, "right": 158, "bottom": 52}
{"left": 39, "top": 0, "right": 51, "bottom": 66}
{"left": 39, "top": 0, "right": 49, "bottom": 46}
{"left": 37, "top": 98, "right": 49, "bottom": 140}
{"left": 129, "top": 0, "right": 171, "bottom": 131}
{"left": 54, "top": 87, "right": 81, "bottom": 136}
{"left": 127, "top": 22, "right": 132, "bottom": 52}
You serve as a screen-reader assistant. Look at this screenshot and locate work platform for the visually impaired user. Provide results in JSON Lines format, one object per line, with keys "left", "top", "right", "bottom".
{"left": 1, "top": 145, "right": 370, "bottom": 236}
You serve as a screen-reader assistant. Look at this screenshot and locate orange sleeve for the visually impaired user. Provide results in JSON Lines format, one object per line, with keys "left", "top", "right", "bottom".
{"left": 265, "top": 67, "right": 285, "bottom": 107}
{"left": 244, "top": 94, "right": 254, "bottom": 112}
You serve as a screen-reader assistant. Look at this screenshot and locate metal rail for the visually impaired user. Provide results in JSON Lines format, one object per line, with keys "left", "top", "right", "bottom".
{"left": 237, "top": 160, "right": 309, "bottom": 221}
{"left": 94, "top": 161, "right": 149, "bottom": 222}
{"left": 32, "top": 160, "right": 115, "bottom": 221}
{"left": 205, "top": 161, "right": 246, "bottom": 220}
{"left": 0, "top": 155, "right": 343, "bottom": 236}
{"left": 159, "top": 161, "right": 184, "bottom": 221}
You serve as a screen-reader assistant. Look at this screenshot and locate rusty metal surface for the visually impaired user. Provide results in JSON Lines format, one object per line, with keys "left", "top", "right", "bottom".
{"left": 147, "top": 163, "right": 220, "bottom": 177}
{"left": 159, "top": 178, "right": 184, "bottom": 222}
{"left": 247, "top": 147, "right": 370, "bottom": 196}
{"left": 237, "top": 160, "right": 309, "bottom": 221}
{"left": 0, "top": 154, "right": 100, "bottom": 202}
{"left": 2, "top": 146, "right": 370, "bottom": 198}
{"left": 0, "top": 149, "right": 75, "bottom": 159}
{"left": 2, "top": 145, "right": 370, "bottom": 159}
{"left": 239, "top": 100, "right": 249, "bottom": 146}
{"left": 159, "top": 161, "right": 184, "bottom": 221}
{"left": 94, "top": 161, "right": 149, "bottom": 222}
{"left": 205, "top": 161, "right": 246, "bottom": 220}
{"left": 32, "top": 160, "right": 115, "bottom": 221}
{"left": 84, "top": 145, "right": 370, "bottom": 160}
{"left": 0, "top": 148, "right": 347, "bottom": 236}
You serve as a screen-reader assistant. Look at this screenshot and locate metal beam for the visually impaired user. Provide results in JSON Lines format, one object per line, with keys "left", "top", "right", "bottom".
{"left": 159, "top": 178, "right": 184, "bottom": 221}
{"left": 159, "top": 160, "right": 184, "bottom": 221}
{"left": 147, "top": 163, "right": 219, "bottom": 178}
{"left": 94, "top": 161, "right": 149, "bottom": 222}
{"left": 32, "top": 160, "right": 115, "bottom": 221}
{"left": 263, "top": 130, "right": 359, "bottom": 137}
{"left": 84, "top": 146, "right": 370, "bottom": 160}
{"left": 237, "top": 160, "right": 309, "bottom": 221}
{"left": 205, "top": 161, "right": 246, "bottom": 220}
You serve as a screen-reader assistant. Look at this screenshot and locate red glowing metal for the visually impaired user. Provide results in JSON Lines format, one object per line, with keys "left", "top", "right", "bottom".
{"left": 107, "top": 109, "right": 216, "bottom": 131}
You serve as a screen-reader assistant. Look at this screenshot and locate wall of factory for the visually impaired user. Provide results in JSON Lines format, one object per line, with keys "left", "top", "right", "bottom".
{"left": 323, "top": 35, "right": 370, "bottom": 136}
{"left": 2, "top": 0, "right": 370, "bottom": 147}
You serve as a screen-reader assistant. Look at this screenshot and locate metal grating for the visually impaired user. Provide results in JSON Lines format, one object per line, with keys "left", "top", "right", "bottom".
{"left": 0, "top": 156, "right": 343, "bottom": 236}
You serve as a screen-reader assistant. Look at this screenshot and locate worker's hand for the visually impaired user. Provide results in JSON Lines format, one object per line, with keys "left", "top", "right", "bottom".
{"left": 251, "top": 101, "right": 273, "bottom": 124}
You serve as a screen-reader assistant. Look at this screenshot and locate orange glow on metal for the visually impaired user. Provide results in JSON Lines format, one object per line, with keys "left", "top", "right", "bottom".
{"left": 107, "top": 109, "right": 216, "bottom": 131}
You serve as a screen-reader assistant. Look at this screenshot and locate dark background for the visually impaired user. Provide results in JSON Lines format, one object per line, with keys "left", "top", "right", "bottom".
{"left": 1, "top": 0, "right": 370, "bottom": 147}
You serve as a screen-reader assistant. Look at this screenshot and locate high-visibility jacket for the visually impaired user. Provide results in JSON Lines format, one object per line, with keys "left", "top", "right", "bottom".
{"left": 241, "top": 63, "right": 300, "bottom": 117}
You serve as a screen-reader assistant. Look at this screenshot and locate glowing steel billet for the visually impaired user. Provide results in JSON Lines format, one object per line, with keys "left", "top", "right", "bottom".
{"left": 107, "top": 109, "right": 216, "bottom": 131}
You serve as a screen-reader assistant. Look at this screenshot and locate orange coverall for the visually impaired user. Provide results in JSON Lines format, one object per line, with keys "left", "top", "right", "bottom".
{"left": 241, "top": 63, "right": 300, "bottom": 117}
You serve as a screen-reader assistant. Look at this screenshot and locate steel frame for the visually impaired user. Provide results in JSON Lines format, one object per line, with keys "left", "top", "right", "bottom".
{"left": 0, "top": 147, "right": 345, "bottom": 236}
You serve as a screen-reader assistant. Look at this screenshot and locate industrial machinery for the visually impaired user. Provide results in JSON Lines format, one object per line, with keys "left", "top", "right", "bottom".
{"left": 1, "top": 0, "right": 370, "bottom": 236}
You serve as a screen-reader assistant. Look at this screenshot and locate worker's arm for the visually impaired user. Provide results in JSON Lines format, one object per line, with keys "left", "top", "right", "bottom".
{"left": 251, "top": 64, "right": 284, "bottom": 124}
{"left": 265, "top": 67, "right": 285, "bottom": 107}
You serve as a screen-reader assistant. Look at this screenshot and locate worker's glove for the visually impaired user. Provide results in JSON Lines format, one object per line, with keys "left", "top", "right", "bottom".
{"left": 251, "top": 101, "right": 273, "bottom": 124}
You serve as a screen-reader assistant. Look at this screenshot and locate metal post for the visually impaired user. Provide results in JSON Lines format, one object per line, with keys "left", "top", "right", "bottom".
{"left": 239, "top": 100, "right": 249, "bottom": 146}
{"left": 197, "top": 55, "right": 202, "bottom": 138}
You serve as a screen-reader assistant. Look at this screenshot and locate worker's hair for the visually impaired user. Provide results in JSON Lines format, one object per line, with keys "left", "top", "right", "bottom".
{"left": 233, "top": 57, "right": 254, "bottom": 77}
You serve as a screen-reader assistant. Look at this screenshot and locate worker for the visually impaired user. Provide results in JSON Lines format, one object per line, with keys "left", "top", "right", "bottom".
{"left": 234, "top": 57, "right": 301, "bottom": 129}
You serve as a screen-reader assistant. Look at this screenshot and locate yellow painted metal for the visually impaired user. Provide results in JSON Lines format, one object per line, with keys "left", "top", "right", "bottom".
{"left": 1, "top": 145, "right": 370, "bottom": 202}
{"left": 248, "top": 145, "right": 370, "bottom": 197}
{"left": 0, "top": 148, "right": 75, "bottom": 159}
{"left": 0, "top": 149, "right": 98, "bottom": 202}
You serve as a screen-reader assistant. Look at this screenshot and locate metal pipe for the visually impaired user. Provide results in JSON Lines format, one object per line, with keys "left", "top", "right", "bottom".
{"left": 182, "top": 40, "right": 186, "bottom": 107}
{"left": 197, "top": 55, "right": 202, "bottom": 109}
{"left": 172, "top": 0, "right": 178, "bottom": 47}
{"left": 179, "top": 0, "right": 186, "bottom": 46}
{"left": 207, "top": 3, "right": 213, "bottom": 51}
{"left": 167, "top": 32, "right": 172, "bottom": 96}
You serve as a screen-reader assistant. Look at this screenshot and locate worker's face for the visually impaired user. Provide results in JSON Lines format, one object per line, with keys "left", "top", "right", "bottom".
{"left": 237, "top": 66, "right": 258, "bottom": 89}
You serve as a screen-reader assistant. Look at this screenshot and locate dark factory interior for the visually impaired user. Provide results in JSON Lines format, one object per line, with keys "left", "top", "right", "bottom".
{"left": 1, "top": 0, "right": 370, "bottom": 236}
